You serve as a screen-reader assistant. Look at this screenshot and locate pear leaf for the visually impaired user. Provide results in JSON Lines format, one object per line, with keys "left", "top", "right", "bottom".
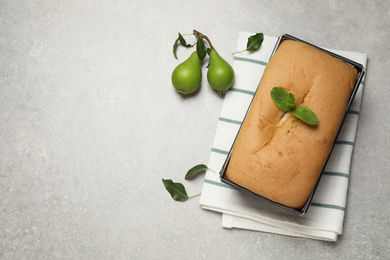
{"left": 246, "top": 33, "right": 264, "bottom": 52}
{"left": 185, "top": 164, "right": 209, "bottom": 180}
{"left": 178, "top": 32, "right": 192, "bottom": 47}
{"left": 173, "top": 33, "right": 193, "bottom": 59}
{"left": 162, "top": 179, "right": 189, "bottom": 201}
{"left": 173, "top": 37, "right": 180, "bottom": 59}
{"left": 196, "top": 35, "right": 207, "bottom": 61}
{"left": 291, "top": 105, "right": 319, "bottom": 125}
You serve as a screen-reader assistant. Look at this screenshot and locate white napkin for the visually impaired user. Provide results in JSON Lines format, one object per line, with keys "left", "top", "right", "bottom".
{"left": 199, "top": 31, "right": 367, "bottom": 241}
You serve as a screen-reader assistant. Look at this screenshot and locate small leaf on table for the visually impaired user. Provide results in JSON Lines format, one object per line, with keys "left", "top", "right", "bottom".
{"left": 178, "top": 33, "right": 192, "bottom": 47}
{"left": 246, "top": 33, "right": 264, "bottom": 52}
{"left": 173, "top": 37, "right": 180, "bottom": 59}
{"left": 162, "top": 179, "right": 189, "bottom": 201}
{"left": 173, "top": 32, "right": 193, "bottom": 59}
{"left": 232, "top": 32, "right": 264, "bottom": 55}
{"left": 185, "top": 164, "right": 209, "bottom": 180}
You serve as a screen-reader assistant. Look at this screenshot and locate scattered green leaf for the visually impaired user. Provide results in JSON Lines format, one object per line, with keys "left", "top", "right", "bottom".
{"left": 270, "top": 87, "right": 318, "bottom": 125}
{"left": 291, "top": 105, "right": 319, "bottom": 125}
{"left": 163, "top": 164, "right": 215, "bottom": 202}
{"left": 173, "top": 37, "right": 180, "bottom": 59}
{"left": 162, "top": 179, "right": 189, "bottom": 201}
{"left": 232, "top": 33, "right": 264, "bottom": 55}
{"left": 185, "top": 164, "right": 213, "bottom": 180}
{"left": 178, "top": 33, "right": 191, "bottom": 47}
{"left": 173, "top": 32, "right": 194, "bottom": 59}
{"left": 246, "top": 33, "right": 264, "bottom": 52}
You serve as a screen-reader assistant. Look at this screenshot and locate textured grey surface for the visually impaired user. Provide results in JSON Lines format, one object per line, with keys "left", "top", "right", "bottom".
{"left": 1, "top": 0, "right": 389, "bottom": 259}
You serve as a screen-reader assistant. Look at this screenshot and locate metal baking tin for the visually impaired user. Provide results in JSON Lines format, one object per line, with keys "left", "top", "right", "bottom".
{"left": 219, "top": 34, "right": 365, "bottom": 216}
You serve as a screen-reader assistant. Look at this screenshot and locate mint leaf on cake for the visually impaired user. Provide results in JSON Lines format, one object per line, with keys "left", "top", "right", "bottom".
{"left": 270, "top": 87, "right": 318, "bottom": 125}
{"left": 291, "top": 105, "right": 319, "bottom": 125}
{"left": 271, "top": 87, "right": 296, "bottom": 111}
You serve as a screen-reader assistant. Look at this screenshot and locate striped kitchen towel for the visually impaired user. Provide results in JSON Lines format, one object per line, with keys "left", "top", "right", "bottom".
{"left": 199, "top": 31, "right": 367, "bottom": 241}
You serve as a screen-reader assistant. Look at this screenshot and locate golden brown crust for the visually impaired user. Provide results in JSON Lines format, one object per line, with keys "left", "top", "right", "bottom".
{"left": 225, "top": 40, "right": 358, "bottom": 209}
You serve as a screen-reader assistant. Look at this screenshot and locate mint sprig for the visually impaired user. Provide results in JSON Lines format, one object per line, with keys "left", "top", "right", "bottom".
{"left": 271, "top": 87, "right": 318, "bottom": 125}
{"left": 270, "top": 86, "right": 296, "bottom": 111}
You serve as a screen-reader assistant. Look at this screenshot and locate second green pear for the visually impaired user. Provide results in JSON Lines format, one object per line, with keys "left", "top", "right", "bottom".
{"left": 207, "top": 49, "right": 235, "bottom": 95}
{"left": 171, "top": 51, "right": 202, "bottom": 95}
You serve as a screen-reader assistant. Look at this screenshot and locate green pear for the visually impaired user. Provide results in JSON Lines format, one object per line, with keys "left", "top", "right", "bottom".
{"left": 171, "top": 51, "right": 202, "bottom": 95}
{"left": 207, "top": 49, "right": 235, "bottom": 95}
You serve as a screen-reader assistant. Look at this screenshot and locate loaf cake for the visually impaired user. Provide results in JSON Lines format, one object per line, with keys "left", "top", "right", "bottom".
{"left": 225, "top": 39, "right": 358, "bottom": 209}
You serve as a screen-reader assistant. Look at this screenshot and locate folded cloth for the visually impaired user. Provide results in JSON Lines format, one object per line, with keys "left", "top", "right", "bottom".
{"left": 199, "top": 31, "right": 368, "bottom": 241}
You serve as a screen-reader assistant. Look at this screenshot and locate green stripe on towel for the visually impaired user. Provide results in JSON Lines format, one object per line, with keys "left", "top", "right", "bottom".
{"left": 323, "top": 171, "right": 349, "bottom": 178}
{"left": 211, "top": 148, "right": 229, "bottom": 155}
{"left": 348, "top": 110, "right": 359, "bottom": 115}
{"left": 228, "top": 88, "right": 255, "bottom": 96}
{"left": 233, "top": 56, "right": 268, "bottom": 66}
{"left": 310, "top": 202, "right": 345, "bottom": 211}
{"left": 335, "top": 140, "right": 354, "bottom": 146}
{"left": 219, "top": 117, "right": 242, "bottom": 125}
{"left": 204, "top": 179, "right": 237, "bottom": 190}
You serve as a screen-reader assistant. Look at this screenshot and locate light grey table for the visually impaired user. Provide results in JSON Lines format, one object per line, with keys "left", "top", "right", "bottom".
{"left": 1, "top": 1, "right": 389, "bottom": 259}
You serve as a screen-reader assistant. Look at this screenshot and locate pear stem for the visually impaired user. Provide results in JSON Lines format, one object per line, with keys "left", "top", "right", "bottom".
{"left": 193, "top": 30, "right": 214, "bottom": 50}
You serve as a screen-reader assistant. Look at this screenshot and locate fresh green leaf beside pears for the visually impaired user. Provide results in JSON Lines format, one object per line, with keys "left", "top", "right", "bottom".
{"left": 232, "top": 33, "right": 264, "bottom": 55}
{"left": 185, "top": 164, "right": 215, "bottom": 180}
{"left": 196, "top": 35, "right": 207, "bottom": 61}
{"left": 171, "top": 51, "right": 202, "bottom": 95}
{"left": 173, "top": 32, "right": 193, "bottom": 59}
